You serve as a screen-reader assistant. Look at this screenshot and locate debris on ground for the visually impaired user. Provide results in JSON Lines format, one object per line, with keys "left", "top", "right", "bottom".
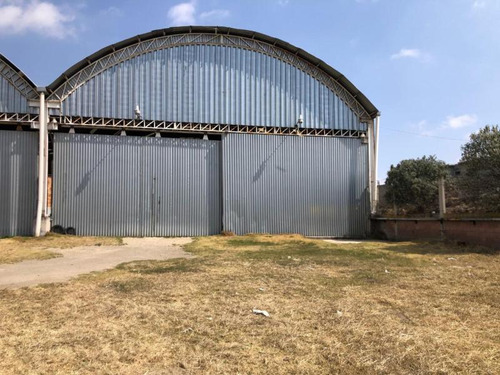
{"left": 252, "top": 309, "right": 270, "bottom": 317}
{"left": 385, "top": 269, "right": 390, "bottom": 274}
{"left": 447, "top": 257, "right": 457, "bottom": 261}
{"left": 336, "top": 310, "right": 343, "bottom": 317}
{"left": 259, "top": 287, "right": 265, "bottom": 291}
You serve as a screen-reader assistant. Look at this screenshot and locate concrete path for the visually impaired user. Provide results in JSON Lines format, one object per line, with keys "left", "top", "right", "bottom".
{"left": 0, "top": 237, "right": 192, "bottom": 289}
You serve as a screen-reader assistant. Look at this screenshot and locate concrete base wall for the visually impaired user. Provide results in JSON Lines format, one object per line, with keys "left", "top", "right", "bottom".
{"left": 372, "top": 218, "right": 500, "bottom": 250}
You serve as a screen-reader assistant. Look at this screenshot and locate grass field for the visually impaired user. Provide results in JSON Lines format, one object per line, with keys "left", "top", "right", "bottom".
{"left": 0, "top": 234, "right": 123, "bottom": 264}
{"left": 0, "top": 235, "right": 498, "bottom": 374}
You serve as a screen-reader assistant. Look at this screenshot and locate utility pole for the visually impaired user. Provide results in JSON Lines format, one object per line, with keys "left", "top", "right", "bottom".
{"left": 438, "top": 176, "right": 446, "bottom": 219}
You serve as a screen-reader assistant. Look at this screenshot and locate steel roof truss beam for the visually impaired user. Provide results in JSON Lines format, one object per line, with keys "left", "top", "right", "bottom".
{"left": 0, "top": 112, "right": 368, "bottom": 139}
{"left": 47, "top": 33, "right": 370, "bottom": 120}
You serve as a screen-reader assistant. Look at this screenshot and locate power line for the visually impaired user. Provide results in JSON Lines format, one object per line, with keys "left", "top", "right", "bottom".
{"left": 384, "top": 128, "right": 465, "bottom": 142}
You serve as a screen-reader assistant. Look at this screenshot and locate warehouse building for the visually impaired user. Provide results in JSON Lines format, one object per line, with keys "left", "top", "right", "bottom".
{"left": 0, "top": 26, "right": 379, "bottom": 238}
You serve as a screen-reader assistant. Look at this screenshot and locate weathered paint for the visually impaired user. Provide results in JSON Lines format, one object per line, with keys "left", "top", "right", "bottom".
{"left": 0, "top": 130, "right": 38, "bottom": 236}
{"left": 222, "top": 133, "right": 370, "bottom": 237}
{"left": 52, "top": 133, "right": 221, "bottom": 236}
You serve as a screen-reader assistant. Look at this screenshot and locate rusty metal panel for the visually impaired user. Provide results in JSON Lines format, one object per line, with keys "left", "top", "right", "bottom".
{"left": 62, "top": 44, "right": 364, "bottom": 131}
{"left": 0, "top": 130, "right": 38, "bottom": 236}
{"left": 222, "top": 133, "right": 370, "bottom": 237}
{"left": 52, "top": 133, "right": 221, "bottom": 236}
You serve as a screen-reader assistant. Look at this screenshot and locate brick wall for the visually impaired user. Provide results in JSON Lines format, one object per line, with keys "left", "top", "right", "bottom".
{"left": 372, "top": 218, "right": 500, "bottom": 250}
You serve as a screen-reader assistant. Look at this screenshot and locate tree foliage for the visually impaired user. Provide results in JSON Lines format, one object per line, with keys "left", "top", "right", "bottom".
{"left": 385, "top": 156, "right": 446, "bottom": 212}
{"left": 459, "top": 125, "right": 500, "bottom": 211}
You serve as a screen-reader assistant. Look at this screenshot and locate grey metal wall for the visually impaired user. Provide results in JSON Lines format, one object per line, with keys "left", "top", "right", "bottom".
{"left": 53, "top": 133, "right": 221, "bottom": 236}
{"left": 62, "top": 45, "right": 363, "bottom": 131}
{"left": 0, "top": 130, "right": 37, "bottom": 236}
{"left": 0, "top": 74, "right": 29, "bottom": 113}
{"left": 222, "top": 133, "right": 369, "bottom": 237}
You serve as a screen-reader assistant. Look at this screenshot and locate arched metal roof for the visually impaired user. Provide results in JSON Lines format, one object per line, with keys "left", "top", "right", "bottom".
{"left": 47, "top": 26, "right": 379, "bottom": 120}
{"left": 0, "top": 54, "right": 38, "bottom": 100}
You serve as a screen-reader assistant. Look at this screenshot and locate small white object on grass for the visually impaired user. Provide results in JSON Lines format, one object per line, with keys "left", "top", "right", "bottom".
{"left": 259, "top": 287, "right": 265, "bottom": 292}
{"left": 447, "top": 257, "right": 457, "bottom": 261}
{"left": 336, "top": 310, "right": 343, "bottom": 317}
{"left": 385, "top": 269, "right": 390, "bottom": 274}
{"left": 253, "top": 309, "right": 270, "bottom": 317}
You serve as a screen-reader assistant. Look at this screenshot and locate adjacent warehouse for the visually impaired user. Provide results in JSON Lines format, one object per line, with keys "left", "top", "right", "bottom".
{"left": 0, "top": 55, "right": 39, "bottom": 236}
{"left": 0, "top": 26, "right": 380, "bottom": 238}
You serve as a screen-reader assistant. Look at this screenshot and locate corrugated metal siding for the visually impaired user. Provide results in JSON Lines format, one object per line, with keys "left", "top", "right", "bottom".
{"left": 0, "top": 130, "right": 37, "bottom": 236}
{"left": 222, "top": 133, "right": 369, "bottom": 237}
{"left": 53, "top": 133, "right": 221, "bottom": 236}
{"left": 62, "top": 45, "right": 364, "bottom": 131}
{"left": 0, "top": 75, "right": 29, "bottom": 113}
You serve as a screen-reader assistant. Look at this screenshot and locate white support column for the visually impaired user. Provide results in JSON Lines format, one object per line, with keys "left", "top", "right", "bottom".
{"left": 43, "top": 124, "right": 49, "bottom": 216}
{"left": 374, "top": 115, "right": 380, "bottom": 211}
{"left": 367, "top": 119, "right": 376, "bottom": 214}
{"left": 34, "top": 89, "right": 46, "bottom": 237}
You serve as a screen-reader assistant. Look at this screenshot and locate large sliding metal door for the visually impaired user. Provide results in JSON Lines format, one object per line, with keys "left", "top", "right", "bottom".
{"left": 222, "top": 133, "right": 370, "bottom": 237}
{"left": 0, "top": 130, "right": 38, "bottom": 237}
{"left": 53, "top": 134, "right": 220, "bottom": 236}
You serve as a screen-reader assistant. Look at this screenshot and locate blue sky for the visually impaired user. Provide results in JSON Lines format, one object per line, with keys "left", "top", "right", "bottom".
{"left": 1, "top": 0, "right": 499, "bottom": 181}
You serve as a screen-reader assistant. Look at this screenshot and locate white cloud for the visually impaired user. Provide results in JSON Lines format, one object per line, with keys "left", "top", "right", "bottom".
{"left": 390, "top": 48, "right": 431, "bottom": 62}
{"left": 391, "top": 48, "right": 421, "bottom": 59}
{"left": 472, "top": 0, "right": 486, "bottom": 9}
{"left": 278, "top": 0, "right": 289, "bottom": 5}
{"left": 414, "top": 120, "right": 432, "bottom": 136}
{"left": 443, "top": 114, "right": 478, "bottom": 129}
{"left": 99, "top": 6, "right": 123, "bottom": 18}
{"left": 167, "top": 1, "right": 196, "bottom": 25}
{"left": 408, "top": 115, "right": 478, "bottom": 140}
{"left": 167, "top": 1, "right": 230, "bottom": 26}
{"left": 0, "top": 0, "right": 75, "bottom": 38}
{"left": 199, "top": 9, "right": 230, "bottom": 20}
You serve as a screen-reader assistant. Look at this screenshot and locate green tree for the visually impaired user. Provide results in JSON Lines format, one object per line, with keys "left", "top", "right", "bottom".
{"left": 385, "top": 156, "right": 447, "bottom": 213}
{"left": 459, "top": 125, "right": 500, "bottom": 211}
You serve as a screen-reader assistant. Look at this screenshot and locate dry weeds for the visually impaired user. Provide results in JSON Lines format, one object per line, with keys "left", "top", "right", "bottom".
{"left": 0, "top": 234, "right": 123, "bottom": 264}
{"left": 0, "top": 234, "right": 498, "bottom": 374}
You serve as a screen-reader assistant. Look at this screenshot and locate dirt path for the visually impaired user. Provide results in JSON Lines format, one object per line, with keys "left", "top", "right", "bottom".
{"left": 0, "top": 237, "right": 192, "bottom": 289}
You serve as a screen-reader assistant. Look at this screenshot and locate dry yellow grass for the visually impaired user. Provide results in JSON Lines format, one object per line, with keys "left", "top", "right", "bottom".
{"left": 0, "top": 234, "right": 123, "bottom": 264}
{"left": 0, "top": 234, "right": 498, "bottom": 374}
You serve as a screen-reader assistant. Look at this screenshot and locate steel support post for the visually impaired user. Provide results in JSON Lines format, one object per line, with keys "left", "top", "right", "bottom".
{"left": 34, "top": 89, "right": 46, "bottom": 237}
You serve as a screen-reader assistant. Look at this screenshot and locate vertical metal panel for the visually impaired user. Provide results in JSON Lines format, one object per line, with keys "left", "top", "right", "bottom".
{"left": 0, "top": 130, "right": 37, "bottom": 236}
{"left": 52, "top": 133, "right": 221, "bottom": 236}
{"left": 0, "top": 75, "right": 29, "bottom": 113}
{"left": 222, "top": 133, "right": 370, "bottom": 237}
{"left": 62, "top": 45, "right": 365, "bottom": 131}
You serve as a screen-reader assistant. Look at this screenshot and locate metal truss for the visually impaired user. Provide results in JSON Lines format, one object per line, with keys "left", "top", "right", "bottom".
{"left": 0, "top": 59, "right": 38, "bottom": 100}
{"left": 0, "top": 112, "right": 36, "bottom": 124}
{"left": 48, "top": 33, "right": 371, "bottom": 121}
{"left": 0, "top": 112, "right": 367, "bottom": 138}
